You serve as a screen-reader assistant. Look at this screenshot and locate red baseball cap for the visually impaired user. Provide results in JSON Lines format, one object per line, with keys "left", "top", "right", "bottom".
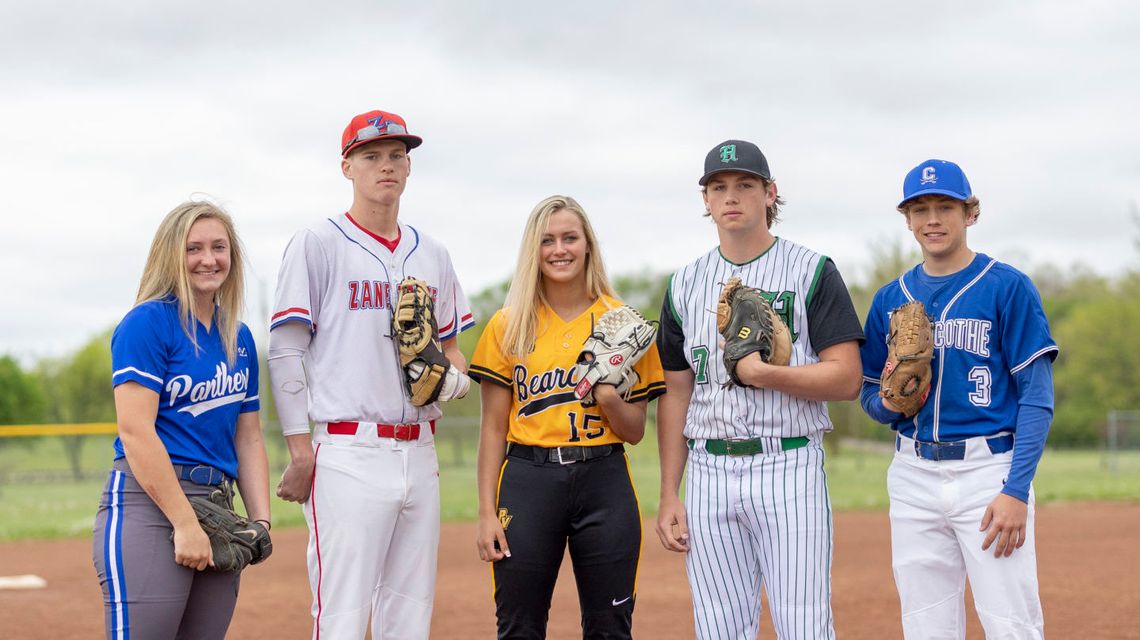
{"left": 341, "top": 110, "right": 423, "bottom": 157}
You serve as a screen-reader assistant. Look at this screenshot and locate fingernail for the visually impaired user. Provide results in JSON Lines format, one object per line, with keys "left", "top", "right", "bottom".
{"left": 505, "top": 551, "right": 511, "bottom": 558}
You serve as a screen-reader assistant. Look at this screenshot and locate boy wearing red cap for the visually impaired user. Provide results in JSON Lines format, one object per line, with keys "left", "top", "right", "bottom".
{"left": 268, "top": 110, "right": 475, "bottom": 639}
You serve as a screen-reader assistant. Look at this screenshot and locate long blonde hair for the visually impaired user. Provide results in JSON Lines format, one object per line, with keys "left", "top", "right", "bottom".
{"left": 135, "top": 200, "right": 246, "bottom": 364}
{"left": 501, "top": 195, "right": 616, "bottom": 359}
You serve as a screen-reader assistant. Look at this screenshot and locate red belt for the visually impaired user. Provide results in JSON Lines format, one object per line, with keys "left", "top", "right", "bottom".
{"left": 327, "top": 420, "right": 435, "bottom": 440}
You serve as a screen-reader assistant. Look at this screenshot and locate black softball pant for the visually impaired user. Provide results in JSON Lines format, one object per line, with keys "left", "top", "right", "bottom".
{"left": 493, "top": 447, "right": 642, "bottom": 640}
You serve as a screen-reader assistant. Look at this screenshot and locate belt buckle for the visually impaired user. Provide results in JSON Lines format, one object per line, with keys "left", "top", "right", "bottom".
{"left": 394, "top": 424, "right": 414, "bottom": 441}
{"left": 914, "top": 440, "right": 939, "bottom": 460}
{"left": 723, "top": 438, "right": 757, "bottom": 456}
{"left": 937, "top": 441, "right": 965, "bottom": 460}
{"left": 555, "top": 447, "right": 577, "bottom": 465}
{"left": 188, "top": 465, "right": 218, "bottom": 486}
{"left": 915, "top": 440, "right": 964, "bottom": 461}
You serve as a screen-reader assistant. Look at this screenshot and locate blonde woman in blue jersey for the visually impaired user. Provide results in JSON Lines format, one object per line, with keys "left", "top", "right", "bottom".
{"left": 655, "top": 141, "right": 864, "bottom": 639}
{"left": 470, "top": 195, "right": 665, "bottom": 639}
{"left": 860, "top": 160, "right": 1057, "bottom": 639}
{"left": 92, "top": 201, "right": 270, "bottom": 639}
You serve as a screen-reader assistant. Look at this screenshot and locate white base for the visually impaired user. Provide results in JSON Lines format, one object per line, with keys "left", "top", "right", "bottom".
{"left": 0, "top": 574, "right": 48, "bottom": 590}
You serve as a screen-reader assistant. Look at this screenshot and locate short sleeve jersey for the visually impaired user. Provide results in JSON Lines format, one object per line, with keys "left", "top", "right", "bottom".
{"left": 271, "top": 215, "right": 475, "bottom": 425}
{"left": 658, "top": 238, "right": 864, "bottom": 441}
{"left": 861, "top": 253, "right": 1059, "bottom": 442}
{"left": 110, "top": 297, "right": 260, "bottom": 479}
{"left": 468, "top": 296, "right": 666, "bottom": 448}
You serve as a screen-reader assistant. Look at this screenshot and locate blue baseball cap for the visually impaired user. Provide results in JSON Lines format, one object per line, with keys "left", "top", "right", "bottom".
{"left": 899, "top": 159, "right": 972, "bottom": 208}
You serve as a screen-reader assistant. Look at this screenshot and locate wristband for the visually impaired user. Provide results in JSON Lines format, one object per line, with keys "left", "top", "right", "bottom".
{"left": 254, "top": 519, "right": 271, "bottom": 531}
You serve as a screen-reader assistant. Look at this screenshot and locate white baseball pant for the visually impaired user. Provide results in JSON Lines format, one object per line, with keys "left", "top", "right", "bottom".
{"left": 303, "top": 422, "right": 440, "bottom": 640}
{"left": 888, "top": 434, "right": 1044, "bottom": 639}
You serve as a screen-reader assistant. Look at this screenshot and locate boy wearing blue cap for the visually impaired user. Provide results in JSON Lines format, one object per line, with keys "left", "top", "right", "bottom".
{"left": 859, "top": 160, "right": 1057, "bottom": 638}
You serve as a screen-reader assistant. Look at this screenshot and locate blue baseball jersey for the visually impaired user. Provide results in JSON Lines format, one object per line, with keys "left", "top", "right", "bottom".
{"left": 110, "top": 297, "right": 260, "bottom": 479}
{"left": 861, "top": 254, "right": 1058, "bottom": 442}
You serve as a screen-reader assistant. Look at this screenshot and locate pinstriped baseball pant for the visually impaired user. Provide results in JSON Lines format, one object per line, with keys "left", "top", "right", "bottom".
{"left": 684, "top": 440, "right": 834, "bottom": 640}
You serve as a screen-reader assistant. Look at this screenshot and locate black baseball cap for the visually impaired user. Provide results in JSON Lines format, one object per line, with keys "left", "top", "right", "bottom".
{"left": 699, "top": 140, "right": 771, "bottom": 186}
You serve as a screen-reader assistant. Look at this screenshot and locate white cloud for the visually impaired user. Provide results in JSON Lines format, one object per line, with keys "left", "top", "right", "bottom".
{"left": 2, "top": 0, "right": 1138, "bottom": 360}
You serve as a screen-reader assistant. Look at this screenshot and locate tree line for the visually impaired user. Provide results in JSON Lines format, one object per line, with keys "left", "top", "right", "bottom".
{"left": 3, "top": 242, "right": 1137, "bottom": 449}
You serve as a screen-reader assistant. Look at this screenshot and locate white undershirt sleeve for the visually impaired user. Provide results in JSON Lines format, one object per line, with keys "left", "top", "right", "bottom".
{"left": 268, "top": 321, "right": 314, "bottom": 437}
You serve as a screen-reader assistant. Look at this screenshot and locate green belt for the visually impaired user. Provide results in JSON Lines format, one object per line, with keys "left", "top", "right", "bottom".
{"left": 689, "top": 436, "right": 810, "bottom": 456}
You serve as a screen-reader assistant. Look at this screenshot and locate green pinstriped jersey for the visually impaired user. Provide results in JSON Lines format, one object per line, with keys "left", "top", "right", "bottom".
{"left": 664, "top": 238, "right": 834, "bottom": 441}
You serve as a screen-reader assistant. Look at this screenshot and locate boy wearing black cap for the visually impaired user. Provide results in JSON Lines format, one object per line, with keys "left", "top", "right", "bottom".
{"left": 654, "top": 140, "right": 864, "bottom": 638}
{"left": 268, "top": 109, "right": 475, "bottom": 639}
{"left": 859, "top": 160, "right": 1056, "bottom": 638}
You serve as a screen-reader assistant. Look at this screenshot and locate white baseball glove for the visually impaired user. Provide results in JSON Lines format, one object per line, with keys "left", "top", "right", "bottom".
{"left": 406, "top": 361, "right": 470, "bottom": 402}
{"left": 571, "top": 305, "right": 658, "bottom": 407}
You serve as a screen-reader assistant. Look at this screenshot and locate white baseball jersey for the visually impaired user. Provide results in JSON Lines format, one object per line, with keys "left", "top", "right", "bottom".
{"left": 271, "top": 214, "right": 474, "bottom": 425}
{"left": 665, "top": 238, "right": 836, "bottom": 440}
{"left": 272, "top": 213, "right": 474, "bottom": 639}
{"left": 658, "top": 237, "right": 864, "bottom": 639}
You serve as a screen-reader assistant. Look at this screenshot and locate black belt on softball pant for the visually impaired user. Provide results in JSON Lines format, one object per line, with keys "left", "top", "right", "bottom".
{"left": 900, "top": 433, "right": 1015, "bottom": 461}
{"left": 688, "top": 436, "right": 810, "bottom": 456}
{"left": 507, "top": 442, "right": 625, "bottom": 465}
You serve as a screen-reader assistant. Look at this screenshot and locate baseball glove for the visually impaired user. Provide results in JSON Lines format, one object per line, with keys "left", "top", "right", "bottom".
{"left": 879, "top": 300, "right": 934, "bottom": 417}
{"left": 393, "top": 277, "right": 452, "bottom": 406}
{"left": 717, "top": 277, "right": 791, "bottom": 388}
{"left": 187, "top": 488, "right": 272, "bottom": 573}
{"left": 572, "top": 305, "right": 658, "bottom": 407}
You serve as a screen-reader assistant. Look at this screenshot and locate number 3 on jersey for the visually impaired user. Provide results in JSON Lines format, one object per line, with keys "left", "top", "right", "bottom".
{"left": 568, "top": 411, "right": 605, "bottom": 442}
{"left": 968, "top": 366, "right": 992, "bottom": 407}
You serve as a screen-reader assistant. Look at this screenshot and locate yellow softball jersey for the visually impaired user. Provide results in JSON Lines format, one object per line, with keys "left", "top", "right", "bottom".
{"left": 469, "top": 296, "right": 666, "bottom": 448}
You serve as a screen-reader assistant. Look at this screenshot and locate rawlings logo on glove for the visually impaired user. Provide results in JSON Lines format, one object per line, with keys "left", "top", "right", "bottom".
{"left": 717, "top": 277, "right": 792, "bottom": 388}
{"left": 393, "top": 277, "right": 469, "bottom": 405}
{"left": 880, "top": 300, "right": 934, "bottom": 417}
{"left": 187, "top": 487, "right": 272, "bottom": 573}
{"left": 572, "top": 305, "right": 658, "bottom": 407}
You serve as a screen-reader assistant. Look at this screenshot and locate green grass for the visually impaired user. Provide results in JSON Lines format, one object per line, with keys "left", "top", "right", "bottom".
{"left": 1, "top": 431, "right": 1137, "bottom": 540}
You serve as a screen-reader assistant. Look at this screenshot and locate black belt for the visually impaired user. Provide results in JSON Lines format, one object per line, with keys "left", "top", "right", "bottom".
{"left": 507, "top": 443, "right": 624, "bottom": 465}
{"left": 903, "top": 434, "right": 1015, "bottom": 461}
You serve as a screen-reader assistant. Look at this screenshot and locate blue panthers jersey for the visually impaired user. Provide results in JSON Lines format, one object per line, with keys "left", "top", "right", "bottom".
{"left": 861, "top": 254, "right": 1058, "bottom": 442}
{"left": 110, "top": 297, "right": 260, "bottom": 478}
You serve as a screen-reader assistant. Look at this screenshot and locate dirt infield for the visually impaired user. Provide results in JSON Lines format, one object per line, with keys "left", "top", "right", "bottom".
{"left": 1, "top": 502, "right": 1135, "bottom": 639}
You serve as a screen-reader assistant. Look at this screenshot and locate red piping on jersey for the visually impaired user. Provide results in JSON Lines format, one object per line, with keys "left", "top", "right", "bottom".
{"left": 312, "top": 443, "right": 323, "bottom": 639}
{"left": 346, "top": 213, "right": 400, "bottom": 252}
{"left": 271, "top": 307, "right": 310, "bottom": 320}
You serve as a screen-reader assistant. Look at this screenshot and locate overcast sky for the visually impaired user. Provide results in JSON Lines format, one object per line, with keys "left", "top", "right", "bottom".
{"left": 2, "top": 1, "right": 1137, "bottom": 362}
